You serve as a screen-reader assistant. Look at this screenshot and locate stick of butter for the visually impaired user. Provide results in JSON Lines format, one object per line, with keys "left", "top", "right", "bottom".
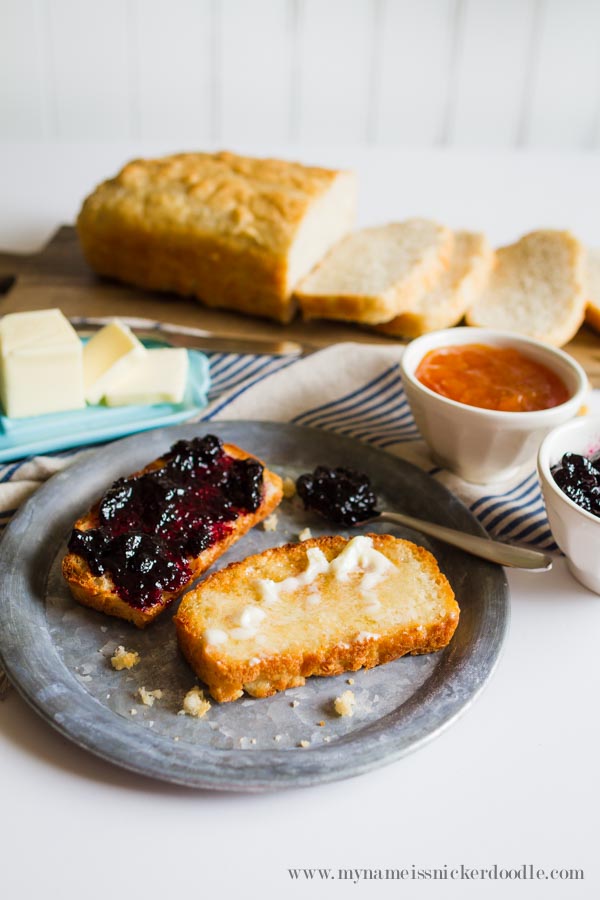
{"left": 103, "top": 348, "right": 189, "bottom": 406}
{"left": 0, "top": 309, "right": 85, "bottom": 418}
{"left": 83, "top": 320, "right": 146, "bottom": 404}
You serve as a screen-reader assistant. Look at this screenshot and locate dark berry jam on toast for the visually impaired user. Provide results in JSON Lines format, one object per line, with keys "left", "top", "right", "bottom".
{"left": 67, "top": 435, "right": 264, "bottom": 608}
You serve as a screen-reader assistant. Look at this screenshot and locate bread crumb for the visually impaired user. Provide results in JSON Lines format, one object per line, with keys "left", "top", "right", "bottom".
{"left": 180, "top": 686, "right": 211, "bottom": 718}
{"left": 282, "top": 477, "right": 296, "bottom": 499}
{"left": 262, "top": 513, "right": 278, "bottom": 532}
{"left": 299, "top": 740, "right": 310, "bottom": 748}
{"left": 111, "top": 646, "right": 140, "bottom": 670}
{"left": 138, "top": 686, "right": 163, "bottom": 707}
{"left": 347, "top": 678, "right": 355, "bottom": 685}
{"left": 324, "top": 735, "right": 332, "bottom": 743}
{"left": 290, "top": 699, "right": 299, "bottom": 708}
{"left": 334, "top": 690, "right": 356, "bottom": 717}
{"left": 274, "top": 734, "right": 282, "bottom": 742}
{"left": 317, "top": 720, "right": 325, "bottom": 727}
{"left": 129, "top": 708, "right": 137, "bottom": 716}
{"left": 298, "top": 527, "right": 312, "bottom": 541}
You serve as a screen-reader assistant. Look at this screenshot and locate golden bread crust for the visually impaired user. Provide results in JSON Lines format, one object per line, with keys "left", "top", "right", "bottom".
{"left": 174, "top": 534, "right": 459, "bottom": 702}
{"left": 585, "top": 306, "right": 600, "bottom": 333}
{"left": 77, "top": 151, "right": 354, "bottom": 322}
{"left": 585, "top": 247, "right": 600, "bottom": 333}
{"left": 61, "top": 442, "right": 283, "bottom": 628}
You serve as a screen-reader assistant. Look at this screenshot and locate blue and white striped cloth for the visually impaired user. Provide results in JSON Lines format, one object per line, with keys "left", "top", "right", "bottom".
{"left": 0, "top": 341, "right": 557, "bottom": 550}
{"left": 0, "top": 338, "right": 565, "bottom": 698}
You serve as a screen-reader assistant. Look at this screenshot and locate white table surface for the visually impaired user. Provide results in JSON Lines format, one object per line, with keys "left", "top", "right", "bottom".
{"left": 1, "top": 143, "right": 600, "bottom": 900}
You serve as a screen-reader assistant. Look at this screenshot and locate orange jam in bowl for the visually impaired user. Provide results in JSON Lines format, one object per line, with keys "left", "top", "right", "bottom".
{"left": 415, "top": 343, "right": 571, "bottom": 412}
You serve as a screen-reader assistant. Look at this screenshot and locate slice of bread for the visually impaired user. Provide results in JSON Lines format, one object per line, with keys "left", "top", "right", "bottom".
{"left": 62, "top": 443, "right": 283, "bottom": 628}
{"left": 466, "top": 230, "right": 586, "bottom": 347}
{"left": 585, "top": 247, "right": 600, "bottom": 333}
{"left": 174, "top": 533, "right": 459, "bottom": 702}
{"left": 295, "top": 219, "right": 454, "bottom": 325}
{"left": 374, "top": 231, "right": 494, "bottom": 338}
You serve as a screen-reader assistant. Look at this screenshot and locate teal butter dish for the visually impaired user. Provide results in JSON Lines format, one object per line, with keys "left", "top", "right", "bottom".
{"left": 0, "top": 347, "right": 210, "bottom": 462}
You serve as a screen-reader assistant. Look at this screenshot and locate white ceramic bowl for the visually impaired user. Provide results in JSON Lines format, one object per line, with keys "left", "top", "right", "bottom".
{"left": 538, "top": 416, "right": 600, "bottom": 594}
{"left": 399, "top": 327, "right": 588, "bottom": 484}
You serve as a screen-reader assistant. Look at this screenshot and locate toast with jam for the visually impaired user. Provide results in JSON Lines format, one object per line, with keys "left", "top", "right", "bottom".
{"left": 62, "top": 434, "right": 283, "bottom": 627}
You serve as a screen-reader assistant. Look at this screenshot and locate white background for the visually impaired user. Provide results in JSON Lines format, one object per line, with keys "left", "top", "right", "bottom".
{"left": 2, "top": 0, "right": 600, "bottom": 150}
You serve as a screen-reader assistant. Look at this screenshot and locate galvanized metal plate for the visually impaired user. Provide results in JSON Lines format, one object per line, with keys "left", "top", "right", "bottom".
{"left": 0, "top": 422, "right": 508, "bottom": 791}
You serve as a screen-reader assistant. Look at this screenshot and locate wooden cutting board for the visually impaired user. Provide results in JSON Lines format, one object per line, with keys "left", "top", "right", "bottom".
{"left": 1, "top": 226, "right": 600, "bottom": 385}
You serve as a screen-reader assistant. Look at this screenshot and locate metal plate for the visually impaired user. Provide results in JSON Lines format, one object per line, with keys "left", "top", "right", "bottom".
{"left": 0, "top": 422, "right": 509, "bottom": 791}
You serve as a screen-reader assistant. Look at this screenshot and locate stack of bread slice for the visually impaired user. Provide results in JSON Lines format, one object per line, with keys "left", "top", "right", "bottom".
{"left": 296, "top": 221, "right": 590, "bottom": 347}
{"left": 375, "top": 230, "right": 494, "bottom": 338}
{"left": 296, "top": 219, "right": 455, "bottom": 325}
{"left": 295, "top": 218, "right": 495, "bottom": 338}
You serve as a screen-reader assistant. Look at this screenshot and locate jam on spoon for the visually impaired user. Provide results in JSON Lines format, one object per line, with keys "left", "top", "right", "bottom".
{"left": 296, "top": 465, "right": 379, "bottom": 525}
{"left": 295, "top": 463, "right": 553, "bottom": 570}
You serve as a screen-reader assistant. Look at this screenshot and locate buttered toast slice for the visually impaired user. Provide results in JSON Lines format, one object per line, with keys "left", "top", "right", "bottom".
{"left": 174, "top": 534, "right": 459, "bottom": 702}
{"left": 295, "top": 220, "right": 454, "bottom": 324}
{"left": 62, "top": 435, "right": 283, "bottom": 628}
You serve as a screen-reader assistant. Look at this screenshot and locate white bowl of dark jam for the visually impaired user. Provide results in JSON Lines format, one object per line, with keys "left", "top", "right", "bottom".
{"left": 538, "top": 416, "right": 600, "bottom": 594}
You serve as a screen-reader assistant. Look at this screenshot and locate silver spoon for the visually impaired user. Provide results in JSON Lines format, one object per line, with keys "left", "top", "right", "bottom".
{"left": 364, "top": 510, "right": 553, "bottom": 571}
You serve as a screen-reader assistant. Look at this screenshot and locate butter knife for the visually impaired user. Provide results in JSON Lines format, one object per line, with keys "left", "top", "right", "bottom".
{"left": 69, "top": 315, "right": 308, "bottom": 357}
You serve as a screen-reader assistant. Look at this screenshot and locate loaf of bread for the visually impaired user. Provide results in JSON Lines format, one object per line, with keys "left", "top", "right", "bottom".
{"left": 466, "top": 230, "right": 586, "bottom": 347}
{"left": 77, "top": 151, "right": 356, "bottom": 323}
{"left": 374, "top": 231, "right": 494, "bottom": 338}
{"left": 295, "top": 220, "right": 454, "bottom": 324}
{"left": 62, "top": 437, "right": 283, "bottom": 628}
{"left": 174, "top": 533, "right": 459, "bottom": 702}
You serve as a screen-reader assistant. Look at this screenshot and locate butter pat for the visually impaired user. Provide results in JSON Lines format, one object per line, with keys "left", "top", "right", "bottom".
{"left": 83, "top": 319, "right": 146, "bottom": 404}
{"left": 0, "top": 309, "right": 85, "bottom": 418}
{"left": 254, "top": 537, "right": 394, "bottom": 607}
{"left": 103, "top": 348, "right": 189, "bottom": 406}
